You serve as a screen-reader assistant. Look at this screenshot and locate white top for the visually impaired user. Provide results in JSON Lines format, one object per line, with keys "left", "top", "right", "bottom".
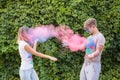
{"left": 18, "top": 41, "right": 33, "bottom": 70}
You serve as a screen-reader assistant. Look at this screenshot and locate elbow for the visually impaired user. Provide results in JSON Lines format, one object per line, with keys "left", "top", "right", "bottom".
{"left": 94, "top": 50, "right": 100, "bottom": 56}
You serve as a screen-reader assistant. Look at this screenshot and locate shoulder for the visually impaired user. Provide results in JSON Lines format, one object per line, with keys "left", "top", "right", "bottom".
{"left": 97, "top": 32, "right": 106, "bottom": 45}
{"left": 18, "top": 40, "right": 29, "bottom": 46}
{"left": 98, "top": 32, "right": 105, "bottom": 40}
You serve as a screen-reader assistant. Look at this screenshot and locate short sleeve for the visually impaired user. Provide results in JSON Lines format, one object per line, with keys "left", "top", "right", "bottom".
{"left": 97, "top": 34, "right": 105, "bottom": 46}
{"left": 19, "top": 41, "right": 29, "bottom": 49}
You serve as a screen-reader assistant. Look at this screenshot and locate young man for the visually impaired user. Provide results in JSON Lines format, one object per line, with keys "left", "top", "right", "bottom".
{"left": 80, "top": 18, "right": 106, "bottom": 80}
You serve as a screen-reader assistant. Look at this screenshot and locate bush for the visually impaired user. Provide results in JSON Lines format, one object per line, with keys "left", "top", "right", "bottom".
{"left": 0, "top": 0, "right": 120, "bottom": 80}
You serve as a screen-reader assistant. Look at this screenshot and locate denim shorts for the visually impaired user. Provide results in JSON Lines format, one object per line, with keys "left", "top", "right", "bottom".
{"left": 19, "top": 68, "right": 39, "bottom": 80}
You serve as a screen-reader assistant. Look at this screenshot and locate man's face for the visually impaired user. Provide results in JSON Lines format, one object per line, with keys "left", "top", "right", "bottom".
{"left": 84, "top": 24, "right": 91, "bottom": 32}
{"left": 84, "top": 25, "right": 94, "bottom": 35}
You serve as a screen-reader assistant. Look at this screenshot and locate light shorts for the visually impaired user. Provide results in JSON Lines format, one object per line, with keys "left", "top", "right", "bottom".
{"left": 19, "top": 68, "right": 39, "bottom": 80}
{"left": 80, "top": 62, "right": 101, "bottom": 80}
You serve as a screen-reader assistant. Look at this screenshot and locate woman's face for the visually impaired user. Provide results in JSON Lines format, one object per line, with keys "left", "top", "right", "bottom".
{"left": 18, "top": 27, "right": 30, "bottom": 42}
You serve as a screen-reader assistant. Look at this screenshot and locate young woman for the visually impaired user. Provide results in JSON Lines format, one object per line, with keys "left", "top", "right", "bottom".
{"left": 17, "top": 26, "right": 57, "bottom": 80}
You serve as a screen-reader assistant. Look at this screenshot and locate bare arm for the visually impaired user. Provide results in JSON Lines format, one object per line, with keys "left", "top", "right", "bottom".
{"left": 24, "top": 45, "right": 57, "bottom": 61}
{"left": 33, "top": 40, "right": 38, "bottom": 51}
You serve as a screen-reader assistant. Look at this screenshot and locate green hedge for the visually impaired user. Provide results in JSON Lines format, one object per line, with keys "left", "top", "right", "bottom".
{"left": 0, "top": 0, "right": 120, "bottom": 80}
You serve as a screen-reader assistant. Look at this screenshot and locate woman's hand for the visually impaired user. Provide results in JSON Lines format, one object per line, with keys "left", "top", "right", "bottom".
{"left": 49, "top": 56, "right": 58, "bottom": 61}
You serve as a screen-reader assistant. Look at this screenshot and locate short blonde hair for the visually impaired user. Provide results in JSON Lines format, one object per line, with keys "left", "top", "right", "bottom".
{"left": 84, "top": 18, "right": 97, "bottom": 27}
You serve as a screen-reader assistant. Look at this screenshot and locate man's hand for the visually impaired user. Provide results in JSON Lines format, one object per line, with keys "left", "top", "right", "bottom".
{"left": 85, "top": 44, "right": 104, "bottom": 60}
{"left": 84, "top": 54, "right": 94, "bottom": 60}
{"left": 87, "top": 54, "right": 94, "bottom": 59}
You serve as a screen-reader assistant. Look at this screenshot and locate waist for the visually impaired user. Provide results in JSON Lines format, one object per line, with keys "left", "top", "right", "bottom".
{"left": 20, "top": 61, "right": 33, "bottom": 70}
{"left": 84, "top": 61, "right": 101, "bottom": 67}
{"left": 85, "top": 58, "right": 100, "bottom": 63}
{"left": 20, "top": 65, "right": 33, "bottom": 70}
{"left": 85, "top": 61, "right": 100, "bottom": 63}
{"left": 20, "top": 67, "right": 33, "bottom": 71}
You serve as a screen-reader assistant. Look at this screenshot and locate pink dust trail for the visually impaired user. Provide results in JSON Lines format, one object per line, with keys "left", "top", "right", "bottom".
{"left": 27, "top": 24, "right": 87, "bottom": 52}
{"left": 55, "top": 25, "right": 87, "bottom": 52}
{"left": 27, "top": 24, "right": 55, "bottom": 44}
